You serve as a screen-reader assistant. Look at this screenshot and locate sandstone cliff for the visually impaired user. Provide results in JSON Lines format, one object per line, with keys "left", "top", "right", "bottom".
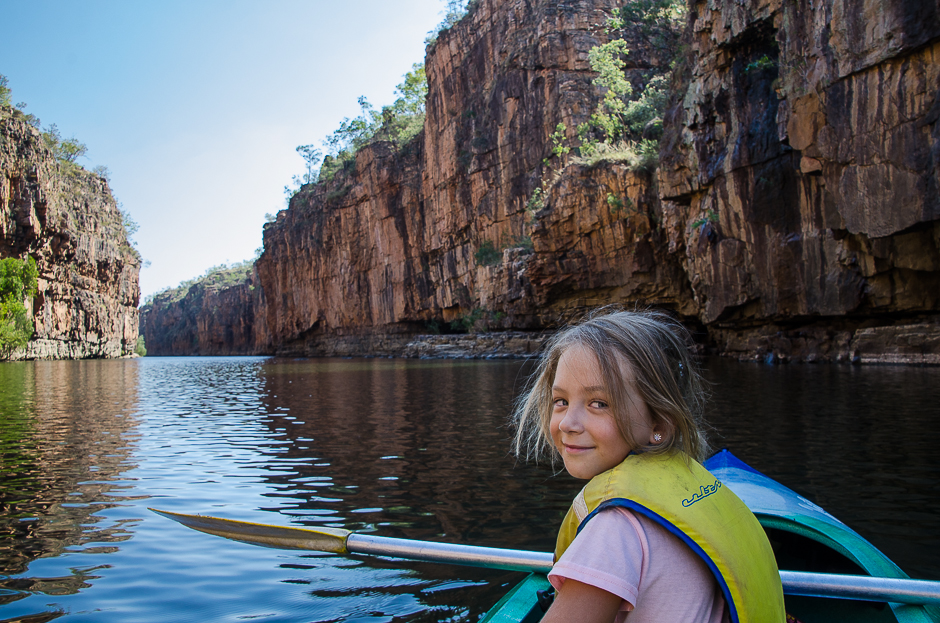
{"left": 657, "top": 0, "right": 940, "bottom": 363}
{"left": 0, "top": 106, "right": 140, "bottom": 359}
{"left": 145, "top": 0, "right": 940, "bottom": 364}
{"left": 140, "top": 266, "right": 255, "bottom": 356}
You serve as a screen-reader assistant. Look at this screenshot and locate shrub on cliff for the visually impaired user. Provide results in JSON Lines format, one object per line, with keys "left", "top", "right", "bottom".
{"left": 0, "top": 74, "right": 41, "bottom": 129}
{"left": 0, "top": 257, "right": 39, "bottom": 358}
{"left": 424, "top": 0, "right": 476, "bottom": 47}
{"left": 576, "top": 0, "right": 686, "bottom": 159}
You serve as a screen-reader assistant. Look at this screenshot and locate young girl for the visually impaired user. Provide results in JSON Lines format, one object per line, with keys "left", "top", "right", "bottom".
{"left": 512, "top": 309, "right": 784, "bottom": 623}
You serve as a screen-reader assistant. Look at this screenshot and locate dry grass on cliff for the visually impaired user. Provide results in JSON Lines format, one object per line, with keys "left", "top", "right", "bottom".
{"left": 572, "top": 140, "right": 659, "bottom": 172}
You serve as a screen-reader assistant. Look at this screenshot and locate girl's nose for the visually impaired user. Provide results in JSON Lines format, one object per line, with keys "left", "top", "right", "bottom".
{"left": 558, "top": 404, "right": 585, "bottom": 433}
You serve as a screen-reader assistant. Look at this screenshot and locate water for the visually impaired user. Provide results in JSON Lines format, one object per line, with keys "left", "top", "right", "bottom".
{"left": 0, "top": 356, "right": 937, "bottom": 622}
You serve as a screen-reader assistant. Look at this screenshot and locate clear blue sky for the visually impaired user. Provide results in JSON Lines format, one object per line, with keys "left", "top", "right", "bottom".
{"left": 1, "top": 0, "right": 447, "bottom": 300}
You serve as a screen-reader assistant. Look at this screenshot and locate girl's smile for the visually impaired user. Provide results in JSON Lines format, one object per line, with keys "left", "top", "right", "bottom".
{"left": 550, "top": 344, "right": 656, "bottom": 480}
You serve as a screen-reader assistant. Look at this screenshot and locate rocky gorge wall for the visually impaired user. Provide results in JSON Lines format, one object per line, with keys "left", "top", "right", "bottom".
{"left": 140, "top": 274, "right": 255, "bottom": 356}
{"left": 144, "top": 0, "right": 940, "bottom": 364}
{"left": 0, "top": 106, "right": 140, "bottom": 359}
{"left": 657, "top": 0, "right": 940, "bottom": 363}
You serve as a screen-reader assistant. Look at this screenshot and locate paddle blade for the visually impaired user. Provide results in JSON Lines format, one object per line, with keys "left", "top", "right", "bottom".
{"left": 150, "top": 508, "right": 351, "bottom": 554}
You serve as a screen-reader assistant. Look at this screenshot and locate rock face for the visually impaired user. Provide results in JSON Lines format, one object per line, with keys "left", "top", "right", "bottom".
{"left": 252, "top": 0, "right": 649, "bottom": 356}
{"left": 140, "top": 276, "right": 255, "bottom": 356}
{"left": 146, "top": 0, "right": 940, "bottom": 364}
{"left": 0, "top": 106, "right": 140, "bottom": 359}
{"left": 657, "top": 0, "right": 940, "bottom": 362}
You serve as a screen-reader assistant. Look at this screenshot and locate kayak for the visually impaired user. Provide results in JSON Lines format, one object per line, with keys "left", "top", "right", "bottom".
{"left": 480, "top": 450, "right": 940, "bottom": 623}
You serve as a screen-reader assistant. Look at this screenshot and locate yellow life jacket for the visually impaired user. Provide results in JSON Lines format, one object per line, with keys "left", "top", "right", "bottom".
{"left": 555, "top": 451, "right": 785, "bottom": 623}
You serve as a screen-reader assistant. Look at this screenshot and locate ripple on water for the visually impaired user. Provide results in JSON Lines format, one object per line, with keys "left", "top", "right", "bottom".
{"left": 0, "top": 356, "right": 937, "bottom": 623}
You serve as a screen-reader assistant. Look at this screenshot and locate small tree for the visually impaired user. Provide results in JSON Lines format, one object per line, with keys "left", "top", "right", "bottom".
{"left": 577, "top": 0, "right": 686, "bottom": 152}
{"left": 0, "top": 74, "right": 11, "bottom": 107}
{"left": 43, "top": 123, "right": 88, "bottom": 164}
{"left": 0, "top": 257, "right": 39, "bottom": 358}
{"left": 296, "top": 144, "right": 323, "bottom": 185}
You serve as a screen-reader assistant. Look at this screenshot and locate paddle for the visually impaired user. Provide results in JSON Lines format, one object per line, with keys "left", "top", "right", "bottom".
{"left": 151, "top": 509, "right": 940, "bottom": 606}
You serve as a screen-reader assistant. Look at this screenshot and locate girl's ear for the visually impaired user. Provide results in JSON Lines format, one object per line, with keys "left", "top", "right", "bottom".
{"left": 650, "top": 420, "right": 673, "bottom": 445}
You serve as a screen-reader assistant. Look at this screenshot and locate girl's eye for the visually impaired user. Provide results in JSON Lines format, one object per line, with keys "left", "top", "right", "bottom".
{"left": 590, "top": 400, "right": 609, "bottom": 409}
{"left": 553, "top": 398, "right": 567, "bottom": 408}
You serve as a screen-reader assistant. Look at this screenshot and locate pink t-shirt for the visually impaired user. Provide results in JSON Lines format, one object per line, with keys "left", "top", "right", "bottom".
{"left": 548, "top": 507, "right": 729, "bottom": 623}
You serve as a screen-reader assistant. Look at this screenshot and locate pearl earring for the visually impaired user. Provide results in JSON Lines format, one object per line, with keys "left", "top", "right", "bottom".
{"left": 653, "top": 432, "right": 663, "bottom": 443}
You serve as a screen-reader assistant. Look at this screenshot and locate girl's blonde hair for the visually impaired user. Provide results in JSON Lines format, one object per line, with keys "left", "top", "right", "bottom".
{"left": 512, "top": 308, "right": 710, "bottom": 463}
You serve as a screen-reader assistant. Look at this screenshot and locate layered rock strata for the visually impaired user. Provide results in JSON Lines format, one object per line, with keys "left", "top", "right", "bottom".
{"left": 657, "top": 0, "right": 940, "bottom": 362}
{"left": 251, "top": 0, "right": 628, "bottom": 356}
{"left": 145, "top": 0, "right": 940, "bottom": 364}
{"left": 0, "top": 106, "right": 140, "bottom": 359}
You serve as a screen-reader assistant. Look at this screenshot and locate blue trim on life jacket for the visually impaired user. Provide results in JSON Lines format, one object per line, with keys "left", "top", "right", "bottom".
{"left": 577, "top": 498, "right": 739, "bottom": 623}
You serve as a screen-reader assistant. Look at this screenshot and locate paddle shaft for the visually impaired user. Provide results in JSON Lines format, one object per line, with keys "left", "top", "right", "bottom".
{"left": 350, "top": 534, "right": 940, "bottom": 605}
{"left": 152, "top": 509, "right": 940, "bottom": 606}
{"left": 348, "top": 534, "right": 554, "bottom": 573}
{"left": 779, "top": 570, "right": 940, "bottom": 605}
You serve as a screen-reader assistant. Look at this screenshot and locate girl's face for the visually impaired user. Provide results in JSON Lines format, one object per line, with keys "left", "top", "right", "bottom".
{"left": 550, "top": 344, "right": 657, "bottom": 480}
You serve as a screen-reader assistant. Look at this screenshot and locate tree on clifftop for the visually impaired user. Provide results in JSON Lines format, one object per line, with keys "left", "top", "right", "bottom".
{"left": 42, "top": 123, "right": 88, "bottom": 164}
{"left": 0, "top": 74, "right": 11, "bottom": 107}
{"left": 0, "top": 257, "right": 39, "bottom": 359}
{"left": 316, "top": 63, "right": 428, "bottom": 183}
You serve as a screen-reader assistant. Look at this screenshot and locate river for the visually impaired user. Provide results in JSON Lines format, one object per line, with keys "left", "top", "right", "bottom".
{"left": 0, "top": 356, "right": 937, "bottom": 622}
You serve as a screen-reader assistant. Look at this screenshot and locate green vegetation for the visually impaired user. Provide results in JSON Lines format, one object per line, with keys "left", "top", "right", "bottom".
{"left": 522, "top": 0, "right": 685, "bottom": 226}
{"left": 134, "top": 335, "right": 147, "bottom": 357}
{"left": 424, "top": 0, "right": 477, "bottom": 47}
{"left": 745, "top": 55, "right": 775, "bottom": 73}
{"left": 0, "top": 74, "right": 10, "bottom": 107}
{"left": 145, "top": 259, "right": 254, "bottom": 305}
{"left": 474, "top": 234, "right": 534, "bottom": 267}
{"left": 692, "top": 209, "right": 719, "bottom": 230}
{"left": 284, "top": 63, "right": 429, "bottom": 199}
{"left": 42, "top": 123, "right": 88, "bottom": 165}
{"left": 573, "top": 138, "right": 659, "bottom": 171}
{"left": 572, "top": 0, "right": 686, "bottom": 169}
{"left": 0, "top": 73, "right": 41, "bottom": 128}
{"left": 0, "top": 257, "right": 39, "bottom": 358}
{"left": 92, "top": 165, "right": 111, "bottom": 181}
{"left": 543, "top": 123, "right": 571, "bottom": 169}
{"left": 449, "top": 306, "right": 504, "bottom": 333}
{"left": 114, "top": 204, "right": 144, "bottom": 264}
{"left": 526, "top": 187, "right": 545, "bottom": 217}
{"left": 2, "top": 74, "right": 118, "bottom": 185}
{"left": 474, "top": 240, "right": 501, "bottom": 266}
{"left": 607, "top": 192, "right": 638, "bottom": 219}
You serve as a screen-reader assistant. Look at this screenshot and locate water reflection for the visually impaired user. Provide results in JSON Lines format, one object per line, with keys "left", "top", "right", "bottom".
{"left": 0, "top": 356, "right": 936, "bottom": 623}
{"left": 0, "top": 360, "right": 140, "bottom": 612}
{"left": 703, "top": 359, "right": 940, "bottom": 580}
{"left": 257, "top": 359, "right": 572, "bottom": 549}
